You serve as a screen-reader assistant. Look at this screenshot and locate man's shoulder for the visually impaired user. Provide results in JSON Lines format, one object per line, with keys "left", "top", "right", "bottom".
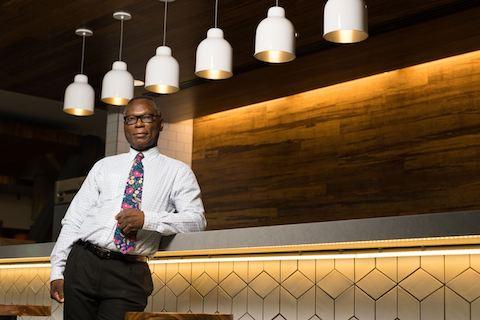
{"left": 102, "top": 152, "right": 129, "bottom": 162}
{"left": 157, "top": 153, "right": 191, "bottom": 172}
{"left": 90, "top": 153, "right": 129, "bottom": 169}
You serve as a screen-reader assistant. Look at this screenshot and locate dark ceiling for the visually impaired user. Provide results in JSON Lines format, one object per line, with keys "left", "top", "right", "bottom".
{"left": 1, "top": 0, "right": 480, "bottom": 121}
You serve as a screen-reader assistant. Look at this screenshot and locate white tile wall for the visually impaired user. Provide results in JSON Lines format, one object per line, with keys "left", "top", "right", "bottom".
{"left": 105, "top": 110, "right": 130, "bottom": 156}
{"left": 157, "top": 120, "right": 193, "bottom": 166}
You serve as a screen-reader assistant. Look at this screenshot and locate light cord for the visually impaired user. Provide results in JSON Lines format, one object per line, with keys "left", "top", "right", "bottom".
{"left": 163, "top": 0, "right": 168, "bottom": 46}
{"left": 214, "top": 0, "right": 219, "bottom": 28}
{"left": 80, "top": 34, "right": 86, "bottom": 74}
{"left": 119, "top": 18, "right": 124, "bottom": 61}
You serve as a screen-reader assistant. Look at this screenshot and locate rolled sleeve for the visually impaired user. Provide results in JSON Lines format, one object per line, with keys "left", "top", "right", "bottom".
{"left": 142, "top": 165, "right": 206, "bottom": 235}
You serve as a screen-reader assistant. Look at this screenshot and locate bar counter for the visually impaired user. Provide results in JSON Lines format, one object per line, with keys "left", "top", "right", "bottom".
{"left": 0, "top": 210, "right": 479, "bottom": 264}
{"left": 1, "top": 210, "right": 480, "bottom": 319}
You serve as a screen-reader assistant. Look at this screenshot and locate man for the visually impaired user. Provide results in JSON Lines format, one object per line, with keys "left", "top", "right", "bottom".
{"left": 50, "top": 96, "right": 206, "bottom": 320}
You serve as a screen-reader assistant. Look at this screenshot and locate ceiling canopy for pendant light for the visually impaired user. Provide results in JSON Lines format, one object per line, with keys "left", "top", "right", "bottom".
{"left": 195, "top": 0, "right": 233, "bottom": 80}
{"left": 254, "top": 0, "right": 296, "bottom": 63}
{"left": 63, "top": 28, "right": 95, "bottom": 116}
{"left": 145, "top": 0, "right": 180, "bottom": 94}
{"left": 323, "top": 0, "right": 368, "bottom": 44}
{"left": 101, "top": 11, "right": 134, "bottom": 106}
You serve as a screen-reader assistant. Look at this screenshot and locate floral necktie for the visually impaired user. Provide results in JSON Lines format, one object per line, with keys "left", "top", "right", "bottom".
{"left": 114, "top": 152, "right": 144, "bottom": 253}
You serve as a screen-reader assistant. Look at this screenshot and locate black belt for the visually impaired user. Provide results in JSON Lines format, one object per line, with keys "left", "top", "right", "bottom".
{"left": 76, "top": 240, "right": 148, "bottom": 263}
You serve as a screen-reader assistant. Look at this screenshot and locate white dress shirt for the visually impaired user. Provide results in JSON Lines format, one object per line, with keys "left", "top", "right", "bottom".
{"left": 50, "top": 147, "right": 206, "bottom": 281}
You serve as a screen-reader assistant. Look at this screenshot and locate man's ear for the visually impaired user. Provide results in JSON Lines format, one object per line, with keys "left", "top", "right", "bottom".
{"left": 159, "top": 119, "right": 164, "bottom": 132}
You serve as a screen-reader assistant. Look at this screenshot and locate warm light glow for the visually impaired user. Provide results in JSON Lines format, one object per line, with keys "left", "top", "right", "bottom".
{"left": 0, "top": 263, "right": 51, "bottom": 269}
{"left": 150, "top": 234, "right": 480, "bottom": 259}
{"left": 63, "top": 108, "right": 94, "bottom": 116}
{"left": 145, "top": 84, "right": 179, "bottom": 94}
{"left": 323, "top": 29, "right": 368, "bottom": 43}
{"left": 254, "top": 50, "right": 296, "bottom": 63}
{"left": 195, "top": 69, "right": 233, "bottom": 80}
{"left": 149, "top": 247, "right": 480, "bottom": 264}
{"left": 1, "top": 244, "right": 480, "bottom": 269}
{"left": 134, "top": 79, "right": 145, "bottom": 87}
{"left": 101, "top": 96, "right": 130, "bottom": 106}
{"left": 200, "top": 50, "right": 480, "bottom": 124}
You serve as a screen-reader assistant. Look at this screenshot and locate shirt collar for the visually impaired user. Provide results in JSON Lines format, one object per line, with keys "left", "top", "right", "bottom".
{"left": 128, "top": 146, "right": 160, "bottom": 161}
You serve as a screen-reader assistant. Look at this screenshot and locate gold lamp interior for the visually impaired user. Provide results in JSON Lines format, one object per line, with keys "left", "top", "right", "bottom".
{"left": 324, "top": 29, "right": 369, "bottom": 44}
{"left": 254, "top": 50, "right": 296, "bottom": 63}
{"left": 63, "top": 108, "right": 94, "bottom": 116}
{"left": 196, "top": 69, "right": 233, "bottom": 80}
{"left": 101, "top": 97, "right": 130, "bottom": 106}
{"left": 145, "top": 84, "right": 179, "bottom": 94}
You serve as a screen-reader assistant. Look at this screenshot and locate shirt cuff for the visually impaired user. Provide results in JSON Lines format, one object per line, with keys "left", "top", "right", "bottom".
{"left": 142, "top": 210, "right": 168, "bottom": 233}
{"left": 50, "top": 268, "right": 64, "bottom": 282}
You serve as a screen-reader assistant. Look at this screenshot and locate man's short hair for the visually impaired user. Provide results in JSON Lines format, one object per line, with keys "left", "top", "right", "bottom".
{"left": 125, "top": 96, "right": 161, "bottom": 115}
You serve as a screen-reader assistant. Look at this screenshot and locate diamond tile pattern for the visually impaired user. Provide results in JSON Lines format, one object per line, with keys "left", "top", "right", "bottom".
{"left": 447, "top": 268, "right": 480, "bottom": 302}
{"left": 282, "top": 271, "right": 313, "bottom": 299}
{"left": 318, "top": 269, "right": 353, "bottom": 298}
{"left": 166, "top": 273, "right": 190, "bottom": 296}
{"left": 192, "top": 272, "right": 217, "bottom": 297}
{"left": 2, "top": 254, "right": 480, "bottom": 319}
{"left": 250, "top": 272, "right": 278, "bottom": 298}
{"left": 357, "top": 269, "right": 396, "bottom": 300}
{"left": 220, "top": 272, "right": 247, "bottom": 298}
{"left": 400, "top": 269, "right": 443, "bottom": 300}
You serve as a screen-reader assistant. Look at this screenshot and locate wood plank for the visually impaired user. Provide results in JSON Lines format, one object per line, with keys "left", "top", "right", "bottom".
{"left": 193, "top": 49, "right": 480, "bottom": 230}
{"left": 0, "top": 305, "right": 50, "bottom": 316}
{"left": 0, "top": 238, "right": 34, "bottom": 246}
{"left": 125, "top": 312, "right": 233, "bottom": 320}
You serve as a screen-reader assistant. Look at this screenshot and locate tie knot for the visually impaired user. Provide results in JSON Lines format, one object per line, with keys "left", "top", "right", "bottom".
{"left": 135, "top": 152, "right": 144, "bottom": 162}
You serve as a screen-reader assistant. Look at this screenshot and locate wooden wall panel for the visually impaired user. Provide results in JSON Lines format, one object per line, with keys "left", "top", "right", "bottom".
{"left": 192, "top": 51, "right": 480, "bottom": 230}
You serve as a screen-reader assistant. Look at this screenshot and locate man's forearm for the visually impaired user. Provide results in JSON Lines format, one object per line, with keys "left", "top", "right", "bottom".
{"left": 50, "top": 224, "right": 80, "bottom": 281}
{"left": 142, "top": 209, "right": 206, "bottom": 235}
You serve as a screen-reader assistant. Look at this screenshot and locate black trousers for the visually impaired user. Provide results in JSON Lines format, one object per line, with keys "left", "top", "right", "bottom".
{"left": 63, "top": 242, "right": 153, "bottom": 320}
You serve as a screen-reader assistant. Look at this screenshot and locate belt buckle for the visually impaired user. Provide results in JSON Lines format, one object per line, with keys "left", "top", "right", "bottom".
{"left": 103, "top": 250, "right": 112, "bottom": 259}
{"left": 96, "top": 246, "right": 112, "bottom": 259}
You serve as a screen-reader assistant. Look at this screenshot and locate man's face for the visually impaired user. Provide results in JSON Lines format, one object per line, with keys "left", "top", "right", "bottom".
{"left": 123, "top": 99, "right": 163, "bottom": 151}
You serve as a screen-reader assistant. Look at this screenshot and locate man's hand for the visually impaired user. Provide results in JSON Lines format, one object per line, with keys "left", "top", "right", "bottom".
{"left": 50, "top": 279, "right": 64, "bottom": 303}
{"left": 116, "top": 209, "right": 145, "bottom": 235}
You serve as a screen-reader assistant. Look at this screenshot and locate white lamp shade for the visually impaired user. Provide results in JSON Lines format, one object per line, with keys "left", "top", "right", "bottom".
{"left": 63, "top": 74, "right": 95, "bottom": 116}
{"left": 145, "top": 46, "right": 180, "bottom": 94}
{"left": 195, "top": 28, "right": 233, "bottom": 80}
{"left": 101, "top": 61, "right": 134, "bottom": 106}
{"left": 323, "top": 0, "right": 368, "bottom": 43}
{"left": 254, "top": 6, "right": 295, "bottom": 63}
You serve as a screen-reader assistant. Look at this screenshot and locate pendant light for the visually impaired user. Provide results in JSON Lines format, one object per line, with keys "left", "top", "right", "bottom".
{"left": 254, "top": 0, "right": 295, "bottom": 63}
{"left": 101, "top": 11, "right": 134, "bottom": 106}
{"left": 323, "top": 0, "right": 368, "bottom": 44}
{"left": 195, "top": 0, "right": 233, "bottom": 80}
{"left": 145, "top": 0, "right": 180, "bottom": 94}
{"left": 63, "top": 28, "right": 95, "bottom": 116}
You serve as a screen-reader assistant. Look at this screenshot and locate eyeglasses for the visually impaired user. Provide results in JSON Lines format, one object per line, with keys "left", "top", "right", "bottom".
{"left": 123, "top": 114, "right": 159, "bottom": 125}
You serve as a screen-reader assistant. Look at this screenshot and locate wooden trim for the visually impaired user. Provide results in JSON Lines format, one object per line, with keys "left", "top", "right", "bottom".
{"left": 0, "top": 305, "right": 50, "bottom": 316}
{"left": 125, "top": 312, "right": 233, "bottom": 320}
